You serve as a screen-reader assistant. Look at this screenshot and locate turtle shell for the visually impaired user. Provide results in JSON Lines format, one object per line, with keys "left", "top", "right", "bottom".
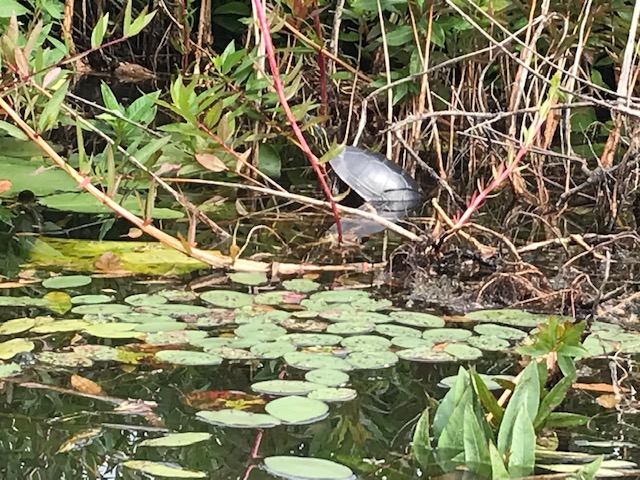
{"left": 329, "top": 146, "right": 421, "bottom": 216}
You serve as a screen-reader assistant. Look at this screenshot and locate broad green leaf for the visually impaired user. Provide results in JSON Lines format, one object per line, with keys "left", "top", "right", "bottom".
{"left": 412, "top": 408, "right": 439, "bottom": 473}
{"left": 571, "top": 455, "right": 604, "bottom": 480}
{"left": 534, "top": 374, "right": 574, "bottom": 429}
{"left": 38, "top": 80, "right": 69, "bottom": 132}
{"left": 462, "top": 405, "right": 491, "bottom": 478}
{"left": 436, "top": 396, "right": 468, "bottom": 471}
{"left": 128, "top": 9, "right": 157, "bottom": 37}
{"left": 91, "top": 13, "right": 109, "bottom": 48}
{"left": 544, "top": 412, "right": 590, "bottom": 428}
{"left": 507, "top": 405, "right": 535, "bottom": 478}
{"left": 470, "top": 369, "right": 504, "bottom": 425}
{"left": 433, "top": 367, "right": 469, "bottom": 440}
{"left": 488, "top": 442, "right": 510, "bottom": 479}
{"left": 497, "top": 362, "right": 539, "bottom": 454}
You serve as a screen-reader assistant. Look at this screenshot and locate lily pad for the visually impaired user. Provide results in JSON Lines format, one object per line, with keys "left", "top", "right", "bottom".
{"left": 31, "top": 319, "right": 90, "bottom": 334}
{"left": 265, "top": 396, "right": 329, "bottom": 425}
{"left": 391, "top": 336, "right": 433, "bottom": 349}
{"left": 250, "top": 342, "right": 296, "bottom": 359}
{"left": 124, "top": 293, "right": 169, "bottom": 307}
{"left": 84, "top": 323, "right": 142, "bottom": 339}
{"left": 263, "top": 456, "right": 355, "bottom": 480}
{"left": 122, "top": 460, "right": 206, "bottom": 478}
{"left": 422, "top": 328, "right": 472, "bottom": 343}
{"left": 282, "top": 278, "right": 320, "bottom": 293}
{"left": 284, "top": 352, "right": 353, "bottom": 371}
{"left": 235, "top": 323, "right": 287, "bottom": 341}
{"left": 304, "top": 368, "right": 350, "bottom": 387}
{"left": 473, "top": 323, "right": 527, "bottom": 340}
{"left": 375, "top": 324, "right": 422, "bottom": 338}
{"left": 251, "top": 379, "right": 322, "bottom": 395}
{"left": 467, "top": 335, "right": 511, "bottom": 352}
{"left": 0, "top": 338, "right": 35, "bottom": 360}
{"left": 389, "top": 311, "right": 445, "bottom": 328}
{"left": 72, "top": 304, "right": 131, "bottom": 315}
{"left": 439, "top": 373, "right": 514, "bottom": 390}
{"left": 155, "top": 350, "right": 223, "bottom": 366}
{"left": 71, "top": 294, "right": 114, "bottom": 305}
{"left": 203, "top": 347, "right": 256, "bottom": 360}
{"left": 465, "top": 309, "right": 544, "bottom": 327}
{"left": 138, "top": 432, "right": 211, "bottom": 448}
{"left": 229, "top": 272, "right": 268, "bottom": 285}
{"left": 278, "top": 333, "right": 343, "bottom": 347}
{"left": 326, "top": 322, "right": 375, "bottom": 335}
{"left": 443, "top": 343, "right": 483, "bottom": 361}
{"left": 308, "top": 387, "right": 357, "bottom": 403}
{"left": 320, "top": 310, "right": 390, "bottom": 324}
{"left": 200, "top": 290, "right": 253, "bottom": 308}
{"left": 133, "top": 322, "right": 187, "bottom": 333}
{"left": 341, "top": 335, "right": 391, "bottom": 352}
{"left": 197, "top": 409, "right": 280, "bottom": 428}
{"left": 145, "top": 330, "right": 208, "bottom": 345}
{"left": 0, "top": 362, "right": 22, "bottom": 378}
{"left": 397, "top": 347, "right": 455, "bottom": 363}
{"left": 42, "top": 275, "right": 92, "bottom": 289}
{"left": 0, "top": 318, "right": 36, "bottom": 335}
{"left": 347, "top": 351, "right": 398, "bottom": 369}
{"left": 309, "top": 290, "right": 370, "bottom": 303}
{"left": 37, "top": 351, "right": 94, "bottom": 367}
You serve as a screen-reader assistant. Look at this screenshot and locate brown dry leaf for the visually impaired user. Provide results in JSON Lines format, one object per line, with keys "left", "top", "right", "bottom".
{"left": 95, "top": 252, "right": 122, "bottom": 271}
{"left": 573, "top": 382, "right": 629, "bottom": 393}
{"left": 195, "top": 153, "right": 228, "bottom": 172}
{"left": 71, "top": 374, "right": 106, "bottom": 396}
{"left": 0, "top": 179, "right": 11, "bottom": 194}
{"left": 596, "top": 394, "right": 619, "bottom": 409}
{"left": 57, "top": 427, "right": 103, "bottom": 453}
{"left": 126, "top": 227, "right": 143, "bottom": 239}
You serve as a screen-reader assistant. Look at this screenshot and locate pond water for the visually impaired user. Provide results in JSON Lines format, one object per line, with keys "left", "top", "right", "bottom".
{"left": 1, "top": 273, "right": 639, "bottom": 479}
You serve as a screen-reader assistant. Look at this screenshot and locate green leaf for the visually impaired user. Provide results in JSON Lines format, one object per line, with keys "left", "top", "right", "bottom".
{"left": 258, "top": 143, "right": 281, "bottom": 178}
{"left": 488, "top": 442, "right": 509, "bottom": 479}
{"left": 436, "top": 399, "right": 467, "bottom": 472}
{"left": 432, "top": 367, "right": 470, "bottom": 440}
{"left": 91, "top": 13, "right": 109, "bottom": 48}
{"left": 497, "top": 362, "right": 539, "bottom": 455}
{"left": 544, "top": 412, "right": 589, "bottom": 428}
{"left": 38, "top": 80, "right": 69, "bottom": 132}
{"left": 507, "top": 405, "right": 535, "bottom": 478}
{"left": 123, "top": 0, "right": 133, "bottom": 36}
{"left": 571, "top": 455, "right": 603, "bottom": 480}
{"left": 470, "top": 369, "right": 504, "bottom": 425}
{"left": 385, "top": 25, "right": 414, "bottom": 46}
{"left": 129, "top": 136, "right": 171, "bottom": 164}
{"left": 0, "top": 0, "right": 29, "bottom": 17}
{"left": 100, "top": 82, "right": 123, "bottom": 113}
{"left": 128, "top": 9, "right": 156, "bottom": 37}
{"left": 412, "top": 408, "right": 439, "bottom": 473}
{"left": 463, "top": 405, "right": 491, "bottom": 478}
{"left": 534, "top": 374, "right": 574, "bottom": 429}
{"left": 0, "top": 120, "right": 28, "bottom": 140}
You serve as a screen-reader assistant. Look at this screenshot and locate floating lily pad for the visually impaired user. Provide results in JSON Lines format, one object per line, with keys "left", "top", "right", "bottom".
{"left": 235, "top": 308, "right": 291, "bottom": 324}
{"left": 155, "top": 350, "right": 223, "bottom": 366}
{"left": 465, "top": 309, "right": 544, "bottom": 327}
{"left": 42, "top": 275, "right": 92, "bottom": 289}
{"left": 352, "top": 297, "right": 393, "bottom": 311}
{"left": 439, "top": 374, "right": 514, "bottom": 390}
{"left": 347, "top": 351, "right": 398, "bottom": 369}
{"left": 375, "top": 324, "right": 422, "bottom": 338}
{"left": 157, "top": 289, "right": 198, "bottom": 303}
{"left": 0, "top": 360, "right": 22, "bottom": 379}
{"left": 279, "top": 318, "right": 328, "bottom": 333}
{"left": 320, "top": 310, "right": 390, "bottom": 324}
{"left": 422, "top": 328, "right": 472, "bottom": 343}
{"left": 71, "top": 294, "right": 114, "bottom": 305}
{"left": 308, "top": 387, "right": 357, "bottom": 403}
{"left": 250, "top": 342, "right": 296, "bottom": 359}
{"left": 37, "top": 351, "right": 93, "bottom": 367}
{"left": 139, "top": 432, "right": 212, "bottom": 448}
{"left": 141, "top": 304, "right": 210, "bottom": 318}
{"left": 397, "top": 347, "right": 455, "bottom": 363}
{"left": 309, "top": 290, "right": 370, "bottom": 303}
{"left": 0, "top": 338, "right": 35, "bottom": 360}
{"left": 203, "top": 347, "right": 256, "bottom": 360}
{"left": 265, "top": 396, "right": 329, "bottom": 425}
{"left": 304, "top": 368, "right": 350, "bottom": 387}
{"left": 124, "top": 293, "right": 169, "bottom": 307}
{"left": 0, "top": 296, "right": 48, "bottom": 307}
{"left": 263, "top": 456, "right": 355, "bottom": 480}
{"left": 341, "top": 335, "right": 391, "bottom": 351}
{"left": 282, "top": 279, "right": 320, "bottom": 293}
{"left": 189, "top": 337, "right": 231, "bottom": 349}
{"left": 122, "top": 460, "right": 206, "bottom": 478}
{"left": 251, "top": 379, "right": 322, "bottom": 395}
{"left": 235, "top": 324, "right": 287, "bottom": 341}
{"left": 31, "top": 319, "right": 90, "bottom": 334}
{"left": 72, "top": 304, "right": 131, "bottom": 315}
{"left": 196, "top": 409, "right": 280, "bottom": 429}
{"left": 200, "top": 290, "right": 253, "bottom": 308}
{"left": 0, "top": 318, "right": 36, "bottom": 335}
{"left": 84, "top": 323, "right": 142, "bottom": 339}
{"left": 145, "top": 330, "right": 208, "bottom": 345}
{"left": 284, "top": 352, "right": 353, "bottom": 371}
{"left": 473, "top": 323, "right": 527, "bottom": 340}
{"left": 113, "top": 313, "right": 175, "bottom": 324}
{"left": 391, "top": 336, "right": 433, "bottom": 349}
{"left": 73, "top": 345, "right": 123, "bottom": 362}
{"left": 229, "top": 272, "right": 268, "bottom": 285}
{"left": 326, "top": 322, "right": 375, "bottom": 335}
{"left": 444, "top": 343, "right": 483, "bottom": 361}
{"left": 225, "top": 337, "right": 261, "bottom": 349}
{"left": 194, "top": 309, "right": 237, "bottom": 327}
{"left": 389, "top": 311, "right": 445, "bottom": 328}
{"left": 278, "top": 333, "right": 343, "bottom": 347}
{"left": 253, "top": 291, "right": 291, "bottom": 306}
{"left": 467, "top": 335, "right": 511, "bottom": 352}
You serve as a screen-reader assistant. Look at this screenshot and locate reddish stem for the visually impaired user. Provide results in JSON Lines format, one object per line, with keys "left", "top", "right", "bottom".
{"left": 252, "top": 0, "right": 342, "bottom": 241}
{"left": 312, "top": 7, "right": 328, "bottom": 116}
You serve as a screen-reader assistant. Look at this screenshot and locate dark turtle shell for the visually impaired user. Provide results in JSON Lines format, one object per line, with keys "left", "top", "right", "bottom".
{"left": 329, "top": 146, "right": 421, "bottom": 217}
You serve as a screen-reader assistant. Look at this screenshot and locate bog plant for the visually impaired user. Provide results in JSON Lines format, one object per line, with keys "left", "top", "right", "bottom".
{"left": 412, "top": 319, "right": 601, "bottom": 479}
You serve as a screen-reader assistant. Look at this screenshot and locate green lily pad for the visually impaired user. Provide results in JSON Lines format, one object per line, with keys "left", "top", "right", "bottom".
{"left": 84, "top": 323, "right": 143, "bottom": 339}
{"left": 251, "top": 379, "right": 322, "bottom": 395}
{"left": 308, "top": 387, "right": 357, "bottom": 403}
{"left": 37, "top": 351, "right": 93, "bottom": 367}
{"left": 194, "top": 309, "right": 237, "bottom": 327}
{"left": 229, "top": 272, "right": 268, "bottom": 285}
{"left": 71, "top": 294, "right": 114, "bottom": 305}
{"left": 304, "top": 368, "right": 350, "bottom": 387}
{"left": 203, "top": 347, "right": 256, "bottom": 360}
{"left": 157, "top": 289, "right": 198, "bottom": 303}
{"left": 265, "top": 396, "right": 329, "bottom": 425}
{"left": 122, "top": 460, "right": 206, "bottom": 478}
{"left": 443, "top": 343, "right": 483, "bottom": 360}
{"left": 249, "top": 342, "right": 296, "bottom": 359}
{"left": 320, "top": 310, "right": 390, "bottom": 324}
{"left": 0, "top": 318, "right": 36, "bottom": 335}
{"left": 439, "top": 373, "right": 514, "bottom": 390}
{"left": 263, "top": 456, "right": 354, "bottom": 480}
{"left": 389, "top": 311, "right": 446, "bottom": 328}
{"left": 326, "top": 322, "right": 375, "bottom": 335}
{"left": 42, "top": 275, "right": 92, "bottom": 289}
{"left": 347, "top": 351, "right": 398, "bottom": 369}
{"left": 235, "top": 308, "right": 291, "bottom": 324}
{"left": 72, "top": 304, "right": 131, "bottom": 315}
{"left": 467, "top": 335, "right": 511, "bottom": 351}
{"left": 0, "top": 338, "right": 35, "bottom": 360}
{"left": 422, "top": 328, "right": 472, "bottom": 343}
{"left": 341, "top": 335, "right": 391, "bottom": 351}
{"left": 141, "top": 304, "right": 210, "bottom": 317}
{"left": 155, "top": 350, "right": 223, "bottom": 366}
{"left": 145, "top": 330, "right": 208, "bottom": 345}
{"left": 134, "top": 322, "right": 187, "bottom": 333}
{"left": 200, "top": 290, "right": 253, "bottom": 308}
{"left": 473, "top": 323, "right": 527, "bottom": 340}
{"left": 465, "top": 309, "right": 544, "bottom": 327}
{"left": 138, "top": 432, "right": 211, "bottom": 448}
{"left": 196, "top": 409, "right": 280, "bottom": 429}
{"left": 391, "top": 336, "right": 433, "bottom": 349}
{"left": 309, "top": 290, "right": 370, "bottom": 303}
{"left": 31, "top": 319, "right": 90, "bottom": 334}
{"left": 124, "top": 293, "right": 169, "bottom": 307}
{"left": 284, "top": 352, "right": 353, "bottom": 371}
{"left": 397, "top": 347, "right": 455, "bottom": 363}
{"left": 235, "top": 324, "right": 287, "bottom": 341}
{"left": 375, "top": 324, "right": 422, "bottom": 338}
{"left": 188, "top": 337, "right": 232, "bottom": 349}
{"left": 277, "top": 333, "right": 343, "bottom": 347}
{"left": 282, "top": 278, "right": 320, "bottom": 293}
